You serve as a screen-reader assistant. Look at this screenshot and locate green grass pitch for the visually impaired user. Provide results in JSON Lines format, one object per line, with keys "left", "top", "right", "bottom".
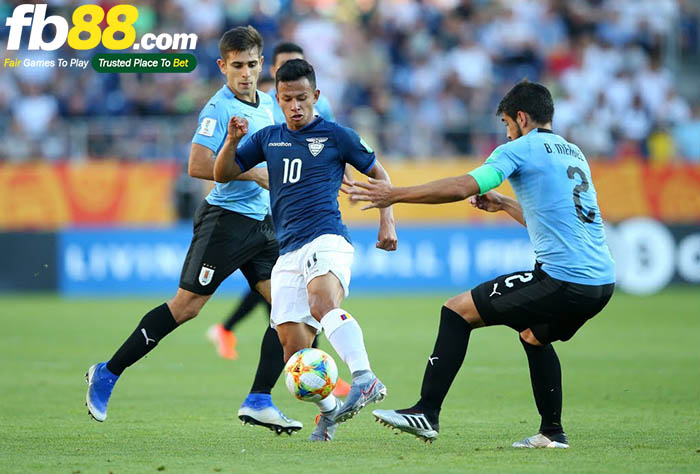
{"left": 1, "top": 289, "right": 698, "bottom": 473}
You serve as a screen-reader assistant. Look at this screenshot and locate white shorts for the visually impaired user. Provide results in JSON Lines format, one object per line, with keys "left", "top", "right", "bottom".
{"left": 270, "top": 234, "right": 354, "bottom": 334}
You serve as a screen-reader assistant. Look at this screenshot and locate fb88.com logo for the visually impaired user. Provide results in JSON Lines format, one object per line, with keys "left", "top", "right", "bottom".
{"left": 4, "top": 4, "right": 197, "bottom": 51}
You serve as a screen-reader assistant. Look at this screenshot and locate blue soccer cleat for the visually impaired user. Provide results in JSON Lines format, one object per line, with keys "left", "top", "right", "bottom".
{"left": 238, "top": 393, "right": 302, "bottom": 435}
{"left": 85, "top": 362, "right": 119, "bottom": 422}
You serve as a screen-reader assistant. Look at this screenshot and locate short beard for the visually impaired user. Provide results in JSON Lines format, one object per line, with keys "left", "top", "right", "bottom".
{"left": 515, "top": 122, "right": 524, "bottom": 138}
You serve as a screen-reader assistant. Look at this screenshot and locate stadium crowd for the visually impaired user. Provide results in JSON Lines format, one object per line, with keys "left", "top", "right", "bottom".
{"left": 1, "top": 0, "right": 699, "bottom": 162}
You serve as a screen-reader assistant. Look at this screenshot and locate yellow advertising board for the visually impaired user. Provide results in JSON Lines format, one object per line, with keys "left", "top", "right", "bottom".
{"left": 1, "top": 159, "right": 699, "bottom": 229}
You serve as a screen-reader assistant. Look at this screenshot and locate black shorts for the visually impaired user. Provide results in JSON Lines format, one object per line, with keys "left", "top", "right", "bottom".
{"left": 472, "top": 263, "right": 614, "bottom": 344}
{"left": 179, "top": 201, "right": 279, "bottom": 295}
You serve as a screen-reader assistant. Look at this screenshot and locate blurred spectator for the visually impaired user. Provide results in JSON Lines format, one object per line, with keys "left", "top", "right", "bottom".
{"left": 1, "top": 0, "right": 698, "bottom": 162}
{"left": 673, "top": 105, "right": 700, "bottom": 161}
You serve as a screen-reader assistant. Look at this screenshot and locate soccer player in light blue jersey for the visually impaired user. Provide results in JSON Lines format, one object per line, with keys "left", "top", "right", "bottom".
{"left": 85, "top": 26, "right": 303, "bottom": 435}
{"left": 351, "top": 81, "right": 615, "bottom": 448}
{"left": 213, "top": 59, "right": 398, "bottom": 441}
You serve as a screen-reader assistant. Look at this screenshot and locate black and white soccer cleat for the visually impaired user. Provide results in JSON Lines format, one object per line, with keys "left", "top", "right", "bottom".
{"left": 373, "top": 407, "right": 439, "bottom": 443}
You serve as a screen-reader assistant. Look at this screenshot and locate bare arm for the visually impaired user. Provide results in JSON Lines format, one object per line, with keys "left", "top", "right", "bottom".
{"left": 212, "top": 116, "right": 248, "bottom": 183}
{"left": 188, "top": 143, "right": 216, "bottom": 180}
{"left": 189, "top": 141, "right": 268, "bottom": 189}
{"left": 364, "top": 161, "right": 397, "bottom": 251}
{"left": 349, "top": 173, "right": 480, "bottom": 209}
{"left": 469, "top": 191, "right": 526, "bottom": 227}
{"left": 237, "top": 166, "right": 269, "bottom": 190}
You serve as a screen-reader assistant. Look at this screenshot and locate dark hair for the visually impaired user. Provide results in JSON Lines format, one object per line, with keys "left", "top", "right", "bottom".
{"left": 272, "top": 42, "right": 304, "bottom": 64}
{"left": 275, "top": 59, "right": 316, "bottom": 88}
{"left": 496, "top": 80, "right": 554, "bottom": 124}
{"left": 218, "top": 26, "right": 263, "bottom": 59}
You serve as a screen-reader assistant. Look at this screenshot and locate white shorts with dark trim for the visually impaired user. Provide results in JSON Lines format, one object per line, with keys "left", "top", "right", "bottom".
{"left": 270, "top": 234, "right": 353, "bottom": 334}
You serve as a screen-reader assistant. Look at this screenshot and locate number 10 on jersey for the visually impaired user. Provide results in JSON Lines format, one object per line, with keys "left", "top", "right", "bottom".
{"left": 282, "top": 158, "right": 302, "bottom": 184}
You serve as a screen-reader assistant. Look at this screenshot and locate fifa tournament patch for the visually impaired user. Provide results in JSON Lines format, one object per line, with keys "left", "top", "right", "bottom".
{"left": 198, "top": 264, "right": 216, "bottom": 286}
{"left": 198, "top": 117, "right": 217, "bottom": 137}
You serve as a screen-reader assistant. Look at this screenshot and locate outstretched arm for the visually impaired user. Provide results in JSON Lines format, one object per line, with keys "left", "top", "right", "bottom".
{"left": 213, "top": 116, "right": 248, "bottom": 183}
{"left": 350, "top": 173, "right": 480, "bottom": 209}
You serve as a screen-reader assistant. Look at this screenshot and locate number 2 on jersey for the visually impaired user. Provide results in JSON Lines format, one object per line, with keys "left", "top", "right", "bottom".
{"left": 567, "top": 166, "right": 595, "bottom": 223}
{"left": 282, "top": 158, "right": 302, "bottom": 184}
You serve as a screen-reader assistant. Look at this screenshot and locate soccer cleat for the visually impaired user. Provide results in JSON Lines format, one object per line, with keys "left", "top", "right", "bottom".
{"left": 333, "top": 372, "right": 386, "bottom": 423}
{"left": 85, "top": 362, "right": 119, "bottom": 422}
{"left": 373, "top": 408, "right": 439, "bottom": 443}
{"left": 237, "top": 393, "right": 302, "bottom": 435}
{"left": 332, "top": 377, "right": 351, "bottom": 398}
{"left": 309, "top": 399, "right": 343, "bottom": 442}
{"left": 206, "top": 324, "right": 238, "bottom": 360}
{"left": 512, "top": 432, "right": 570, "bottom": 449}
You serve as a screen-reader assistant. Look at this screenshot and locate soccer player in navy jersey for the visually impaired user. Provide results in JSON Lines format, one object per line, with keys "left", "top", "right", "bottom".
{"left": 351, "top": 81, "right": 615, "bottom": 448}
{"left": 207, "top": 40, "right": 353, "bottom": 398}
{"left": 85, "top": 26, "right": 303, "bottom": 435}
{"left": 213, "top": 59, "right": 398, "bottom": 441}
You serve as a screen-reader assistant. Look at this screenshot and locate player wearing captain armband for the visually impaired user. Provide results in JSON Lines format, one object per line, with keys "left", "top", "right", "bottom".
{"left": 349, "top": 80, "right": 615, "bottom": 447}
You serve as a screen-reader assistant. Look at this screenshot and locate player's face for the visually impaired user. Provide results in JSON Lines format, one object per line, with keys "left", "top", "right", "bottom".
{"left": 501, "top": 113, "right": 523, "bottom": 141}
{"left": 270, "top": 52, "right": 304, "bottom": 79}
{"left": 217, "top": 48, "right": 263, "bottom": 102}
{"left": 276, "top": 78, "right": 320, "bottom": 131}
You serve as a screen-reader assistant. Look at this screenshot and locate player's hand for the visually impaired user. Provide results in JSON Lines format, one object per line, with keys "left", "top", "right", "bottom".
{"left": 349, "top": 177, "right": 396, "bottom": 210}
{"left": 469, "top": 191, "right": 505, "bottom": 213}
{"left": 227, "top": 116, "right": 249, "bottom": 141}
{"left": 339, "top": 175, "right": 359, "bottom": 206}
{"left": 376, "top": 220, "right": 398, "bottom": 251}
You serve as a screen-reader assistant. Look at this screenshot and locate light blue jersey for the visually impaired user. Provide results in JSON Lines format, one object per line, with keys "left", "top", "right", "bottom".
{"left": 268, "top": 89, "right": 335, "bottom": 124}
{"left": 192, "top": 85, "right": 275, "bottom": 220}
{"left": 483, "top": 128, "right": 615, "bottom": 285}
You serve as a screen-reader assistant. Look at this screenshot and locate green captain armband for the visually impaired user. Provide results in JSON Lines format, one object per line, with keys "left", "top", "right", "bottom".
{"left": 468, "top": 165, "right": 504, "bottom": 195}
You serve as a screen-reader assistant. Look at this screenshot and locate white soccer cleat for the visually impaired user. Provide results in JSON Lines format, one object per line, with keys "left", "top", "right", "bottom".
{"left": 237, "top": 393, "right": 302, "bottom": 435}
{"left": 512, "top": 432, "right": 569, "bottom": 449}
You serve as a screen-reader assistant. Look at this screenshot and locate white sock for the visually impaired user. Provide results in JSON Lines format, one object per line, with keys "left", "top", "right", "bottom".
{"left": 316, "top": 394, "right": 337, "bottom": 413}
{"left": 320, "top": 308, "right": 371, "bottom": 374}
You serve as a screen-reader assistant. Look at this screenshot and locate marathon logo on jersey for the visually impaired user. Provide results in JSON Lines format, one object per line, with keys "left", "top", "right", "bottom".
{"left": 268, "top": 142, "right": 292, "bottom": 147}
{"left": 198, "top": 264, "right": 216, "bottom": 286}
{"left": 306, "top": 137, "right": 328, "bottom": 157}
{"left": 198, "top": 117, "right": 216, "bottom": 137}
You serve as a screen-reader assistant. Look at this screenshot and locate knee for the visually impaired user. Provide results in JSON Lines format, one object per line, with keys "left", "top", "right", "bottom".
{"left": 308, "top": 293, "right": 335, "bottom": 321}
{"left": 520, "top": 328, "right": 543, "bottom": 346}
{"left": 444, "top": 293, "right": 484, "bottom": 328}
{"left": 169, "top": 294, "right": 204, "bottom": 324}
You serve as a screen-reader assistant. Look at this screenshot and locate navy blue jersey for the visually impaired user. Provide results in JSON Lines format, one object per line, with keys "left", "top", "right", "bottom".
{"left": 235, "top": 117, "right": 376, "bottom": 254}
